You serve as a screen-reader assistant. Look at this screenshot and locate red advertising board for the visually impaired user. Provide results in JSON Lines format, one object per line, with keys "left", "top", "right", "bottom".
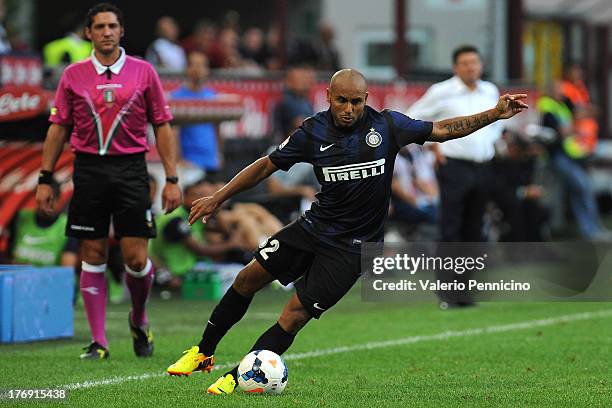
{"left": 0, "top": 56, "right": 47, "bottom": 123}
{"left": 0, "top": 86, "right": 49, "bottom": 122}
{"left": 165, "top": 79, "right": 432, "bottom": 138}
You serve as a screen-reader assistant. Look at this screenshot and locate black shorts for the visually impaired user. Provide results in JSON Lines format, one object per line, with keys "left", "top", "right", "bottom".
{"left": 66, "top": 153, "right": 156, "bottom": 240}
{"left": 254, "top": 221, "right": 361, "bottom": 319}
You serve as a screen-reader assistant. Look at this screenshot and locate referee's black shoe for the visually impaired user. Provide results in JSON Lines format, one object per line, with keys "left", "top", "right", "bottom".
{"left": 80, "top": 342, "right": 109, "bottom": 360}
{"left": 129, "top": 311, "right": 154, "bottom": 357}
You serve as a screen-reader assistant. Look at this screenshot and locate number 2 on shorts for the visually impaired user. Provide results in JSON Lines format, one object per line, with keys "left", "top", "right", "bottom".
{"left": 259, "top": 239, "right": 280, "bottom": 260}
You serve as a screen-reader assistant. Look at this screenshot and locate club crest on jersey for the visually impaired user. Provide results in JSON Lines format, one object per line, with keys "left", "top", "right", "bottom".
{"left": 103, "top": 89, "right": 115, "bottom": 107}
{"left": 365, "top": 128, "right": 382, "bottom": 147}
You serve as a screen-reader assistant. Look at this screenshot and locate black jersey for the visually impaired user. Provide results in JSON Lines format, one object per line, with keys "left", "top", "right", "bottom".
{"left": 268, "top": 105, "right": 433, "bottom": 253}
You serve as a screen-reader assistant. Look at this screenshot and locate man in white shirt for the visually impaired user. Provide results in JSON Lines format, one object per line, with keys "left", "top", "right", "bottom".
{"left": 407, "top": 45, "right": 501, "bottom": 242}
{"left": 145, "top": 16, "right": 186, "bottom": 71}
{"left": 406, "top": 45, "right": 502, "bottom": 307}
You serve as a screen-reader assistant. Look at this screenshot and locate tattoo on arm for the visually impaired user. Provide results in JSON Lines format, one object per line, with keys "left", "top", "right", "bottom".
{"left": 443, "top": 112, "right": 491, "bottom": 137}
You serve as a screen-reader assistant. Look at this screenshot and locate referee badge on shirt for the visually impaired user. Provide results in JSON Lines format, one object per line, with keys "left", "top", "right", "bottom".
{"left": 365, "top": 127, "right": 382, "bottom": 148}
{"left": 104, "top": 89, "right": 115, "bottom": 107}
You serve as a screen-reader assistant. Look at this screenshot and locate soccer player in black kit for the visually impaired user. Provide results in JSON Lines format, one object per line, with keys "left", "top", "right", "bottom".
{"left": 167, "top": 69, "right": 528, "bottom": 395}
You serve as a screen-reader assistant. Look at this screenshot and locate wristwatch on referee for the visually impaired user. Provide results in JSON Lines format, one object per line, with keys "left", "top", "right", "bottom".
{"left": 166, "top": 176, "right": 179, "bottom": 184}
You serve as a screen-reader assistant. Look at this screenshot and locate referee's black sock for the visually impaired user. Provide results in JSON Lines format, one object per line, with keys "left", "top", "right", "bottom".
{"left": 198, "top": 286, "right": 253, "bottom": 355}
{"left": 249, "top": 322, "right": 295, "bottom": 355}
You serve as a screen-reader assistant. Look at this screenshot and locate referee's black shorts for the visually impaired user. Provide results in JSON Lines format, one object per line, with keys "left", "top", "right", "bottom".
{"left": 254, "top": 220, "right": 361, "bottom": 319}
{"left": 66, "top": 153, "right": 156, "bottom": 240}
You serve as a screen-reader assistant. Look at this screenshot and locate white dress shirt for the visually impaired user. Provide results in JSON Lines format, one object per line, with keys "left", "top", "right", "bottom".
{"left": 145, "top": 38, "right": 186, "bottom": 71}
{"left": 406, "top": 76, "right": 502, "bottom": 163}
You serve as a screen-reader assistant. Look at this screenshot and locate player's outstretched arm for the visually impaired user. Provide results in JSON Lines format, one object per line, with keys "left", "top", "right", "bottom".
{"left": 36, "top": 124, "right": 69, "bottom": 215}
{"left": 427, "top": 94, "right": 528, "bottom": 142}
{"left": 188, "top": 156, "right": 279, "bottom": 225}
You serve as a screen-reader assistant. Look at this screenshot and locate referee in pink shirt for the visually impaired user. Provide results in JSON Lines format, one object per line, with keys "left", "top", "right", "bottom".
{"left": 36, "top": 3, "right": 181, "bottom": 360}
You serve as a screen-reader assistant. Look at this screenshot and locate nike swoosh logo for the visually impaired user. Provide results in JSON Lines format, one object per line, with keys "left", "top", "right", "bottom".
{"left": 320, "top": 144, "right": 334, "bottom": 152}
{"left": 313, "top": 303, "right": 326, "bottom": 311}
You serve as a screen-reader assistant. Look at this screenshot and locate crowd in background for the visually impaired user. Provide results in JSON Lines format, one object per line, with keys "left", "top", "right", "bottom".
{"left": 0, "top": 4, "right": 342, "bottom": 73}
{"left": 140, "top": 14, "right": 340, "bottom": 74}
{"left": 1, "top": 8, "right": 610, "bottom": 298}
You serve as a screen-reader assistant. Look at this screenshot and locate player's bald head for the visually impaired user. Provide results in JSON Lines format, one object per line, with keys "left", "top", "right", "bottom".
{"left": 329, "top": 69, "right": 368, "bottom": 93}
{"left": 326, "top": 69, "right": 369, "bottom": 128}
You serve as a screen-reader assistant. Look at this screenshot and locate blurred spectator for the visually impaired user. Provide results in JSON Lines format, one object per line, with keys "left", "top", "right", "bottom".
{"left": 171, "top": 51, "right": 223, "bottom": 174}
{"left": 216, "top": 203, "right": 283, "bottom": 251}
{"left": 561, "top": 63, "right": 593, "bottom": 113}
{"left": 43, "top": 22, "right": 92, "bottom": 67}
{"left": 145, "top": 16, "right": 186, "bottom": 71}
{"left": 559, "top": 63, "right": 598, "bottom": 159}
{"left": 182, "top": 20, "right": 216, "bottom": 57}
{"left": 149, "top": 179, "right": 243, "bottom": 289}
{"left": 7, "top": 24, "right": 30, "bottom": 53}
{"left": 208, "top": 27, "right": 242, "bottom": 69}
{"left": 266, "top": 66, "right": 318, "bottom": 215}
{"left": 391, "top": 145, "right": 438, "bottom": 225}
{"left": 239, "top": 27, "right": 267, "bottom": 67}
{"left": 289, "top": 22, "right": 341, "bottom": 72}
{"left": 490, "top": 131, "right": 549, "bottom": 241}
{"left": 8, "top": 179, "right": 77, "bottom": 267}
{"left": 537, "top": 82, "right": 611, "bottom": 240}
{"left": 221, "top": 10, "right": 241, "bottom": 32}
{"left": 0, "top": 0, "right": 11, "bottom": 54}
{"left": 263, "top": 24, "right": 283, "bottom": 70}
{"left": 273, "top": 66, "right": 315, "bottom": 141}
{"left": 193, "top": 178, "right": 282, "bottom": 251}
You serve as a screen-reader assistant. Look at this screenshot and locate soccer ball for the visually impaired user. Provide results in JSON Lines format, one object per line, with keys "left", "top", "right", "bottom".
{"left": 237, "top": 350, "right": 288, "bottom": 394}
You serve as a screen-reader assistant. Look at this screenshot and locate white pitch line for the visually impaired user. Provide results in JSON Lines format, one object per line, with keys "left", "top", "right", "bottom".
{"left": 62, "top": 309, "right": 612, "bottom": 391}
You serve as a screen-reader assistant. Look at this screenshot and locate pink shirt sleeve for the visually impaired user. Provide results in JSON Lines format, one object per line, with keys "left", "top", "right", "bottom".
{"left": 145, "top": 65, "right": 173, "bottom": 125}
{"left": 49, "top": 72, "right": 73, "bottom": 126}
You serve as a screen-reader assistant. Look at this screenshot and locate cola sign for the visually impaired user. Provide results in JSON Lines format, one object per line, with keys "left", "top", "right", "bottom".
{"left": 0, "top": 86, "right": 48, "bottom": 122}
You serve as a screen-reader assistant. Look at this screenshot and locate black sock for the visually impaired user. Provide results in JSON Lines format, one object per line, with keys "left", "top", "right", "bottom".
{"left": 249, "top": 322, "right": 296, "bottom": 355}
{"left": 225, "top": 365, "right": 239, "bottom": 381}
{"left": 198, "top": 286, "right": 253, "bottom": 355}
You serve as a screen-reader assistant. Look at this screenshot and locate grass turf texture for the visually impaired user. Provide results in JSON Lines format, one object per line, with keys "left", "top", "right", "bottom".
{"left": 1, "top": 289, "right": 611, "bottom": 407}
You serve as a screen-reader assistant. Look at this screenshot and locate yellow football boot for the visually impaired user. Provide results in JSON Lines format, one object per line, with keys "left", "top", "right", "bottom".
{"left": 207, "top": 374, "right": 237, "bottom": 395}
{"left": 167, "top": 346, "right": 214, "bottom": 376}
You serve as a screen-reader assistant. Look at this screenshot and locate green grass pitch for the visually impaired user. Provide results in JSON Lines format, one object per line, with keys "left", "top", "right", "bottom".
{"left": 1, "top": 287, "right": 611, "bottom": 407}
